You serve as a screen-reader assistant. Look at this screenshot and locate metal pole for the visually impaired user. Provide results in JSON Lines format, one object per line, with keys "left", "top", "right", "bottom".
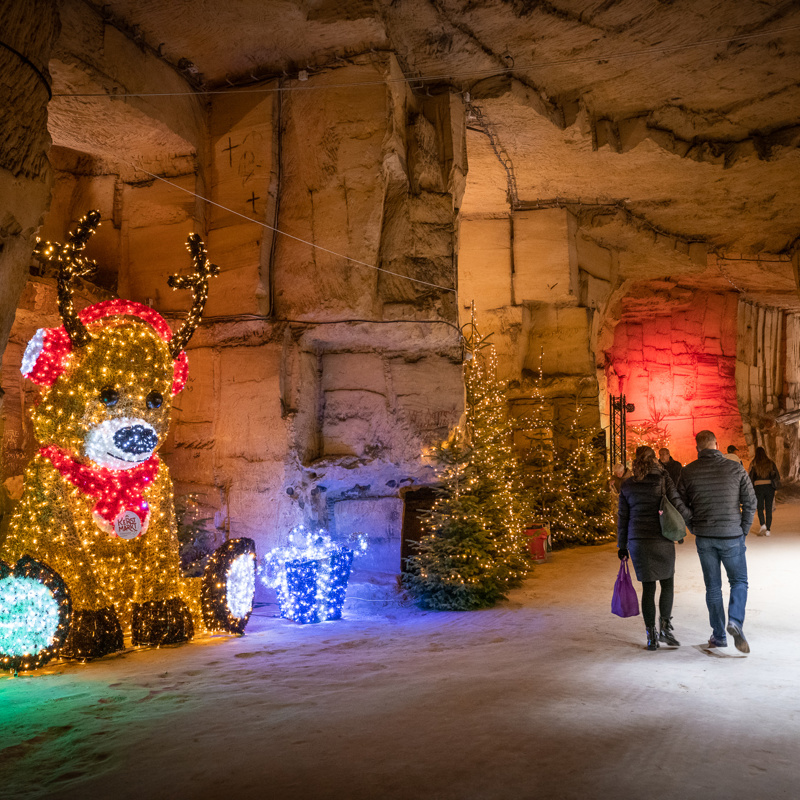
{"left": 620, "top": 394, "right": 627, "bottom": 467}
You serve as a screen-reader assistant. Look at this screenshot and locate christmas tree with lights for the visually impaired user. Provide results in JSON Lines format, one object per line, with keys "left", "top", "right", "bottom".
{"left": 516, "top": 365, "right": 572, "bottom": 541}
{"left": 403, "top": 321, "right": 530, "bottom": 610}
{"left": 551, "top": 406, "right": 615, "bottom": 545}
{"left": 516, "top": 360, "right": 614, "bottom": 547}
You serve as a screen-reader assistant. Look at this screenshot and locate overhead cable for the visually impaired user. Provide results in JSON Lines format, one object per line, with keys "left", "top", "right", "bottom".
{"left": 121, "top": 161, "right": 456, "bottom": 293}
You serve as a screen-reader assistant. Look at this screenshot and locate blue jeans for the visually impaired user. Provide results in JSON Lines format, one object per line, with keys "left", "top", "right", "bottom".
{"left": 695, "top": 535, "right": 748, "bottom": 639}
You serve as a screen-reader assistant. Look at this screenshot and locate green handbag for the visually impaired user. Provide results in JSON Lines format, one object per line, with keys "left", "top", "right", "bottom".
{"left": 659, "top": 477, "right": 686, "bottom": 542}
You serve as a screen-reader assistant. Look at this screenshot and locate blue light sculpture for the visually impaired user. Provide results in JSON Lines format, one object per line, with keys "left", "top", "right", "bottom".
{"left": 261, "top": 528, "right": 367, "bottom": 624}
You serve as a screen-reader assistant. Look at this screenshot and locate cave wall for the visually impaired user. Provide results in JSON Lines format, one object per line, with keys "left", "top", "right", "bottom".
{"left": 602, "top": 293, "right": 800, "bottom": 473}
{"left": 1, "top": 53, "right": 466, "bottom": 575}
{"left": 48, "top": 0, "right": 205, "bottom": 173}
{"left": 782, "top": 312, "right": 800, "bottom": 481}
{"left": 0, "top": 0, "right": 62, "bottom": 524}
{"left": 457, "top": 199, "right": 800, "bottom": 475}
{"left": 458, "top": 207, "right": 613, "bottom": 448}
{"left": 736, "top": 301, "right": 800, "bottom": 480}
{"left": 0, "top": 1, "right": 60, "bottom": 398}
{"left": 162, "top": 55, "right": 466, "bottom": 569}
{"left": 605, "top": 290, "right": 742, "bottom": 465}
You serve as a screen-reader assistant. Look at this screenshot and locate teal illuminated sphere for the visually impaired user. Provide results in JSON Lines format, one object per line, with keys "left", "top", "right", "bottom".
{"left": 0, "top": 576, "right": 60, "bottom": 657}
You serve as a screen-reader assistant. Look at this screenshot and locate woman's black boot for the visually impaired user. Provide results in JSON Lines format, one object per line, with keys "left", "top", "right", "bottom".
{"left": 659, "top": 617, "right": 680, "bottom": 647}
{"left": 645, "top": 626, "right": 660, "bottom": 650}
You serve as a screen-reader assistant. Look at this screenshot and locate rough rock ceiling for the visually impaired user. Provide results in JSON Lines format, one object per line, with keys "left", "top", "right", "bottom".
{"left": 68, "top": 0, "right": 800, "bottom": 257}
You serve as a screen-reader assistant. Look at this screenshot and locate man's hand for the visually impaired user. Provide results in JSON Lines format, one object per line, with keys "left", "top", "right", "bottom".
{"left": 618, "top": 548, "right": 629, "bottom": 560}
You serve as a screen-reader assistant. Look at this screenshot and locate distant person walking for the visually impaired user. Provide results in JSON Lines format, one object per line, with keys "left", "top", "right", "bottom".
{"left": 748, "top": 446, "right": 780, "bottom": 537}
{"left": 724, "top": 445, "right": 742, "bottom": 464}
{"left": 678, "top": 430, "right": 756, "bottom": 652}
{"left": 617, "top": 446, "right": 691, "bottom": 650}
{"left": 658, "top": 447, "right": 682, "bottom": 484}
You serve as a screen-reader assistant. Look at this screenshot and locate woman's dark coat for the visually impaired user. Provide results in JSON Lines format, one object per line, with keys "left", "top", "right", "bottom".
{"left": 617, "top": 465, "right": 692, "bottom": 582}
{"left": 748, "top": 460, "right": 780, "bottom": 489}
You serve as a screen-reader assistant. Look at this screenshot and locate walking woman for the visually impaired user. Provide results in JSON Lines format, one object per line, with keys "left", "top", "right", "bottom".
{"left": 749, "top": 446, "right": 781, "bottom": 536}
{"left": 617, "top": 446, "right": 692, "bottom": 650}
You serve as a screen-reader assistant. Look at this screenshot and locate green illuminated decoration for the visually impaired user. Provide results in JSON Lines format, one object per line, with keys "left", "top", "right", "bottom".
{"left": 0, "top": 576, "right": 61, "bottom": 656}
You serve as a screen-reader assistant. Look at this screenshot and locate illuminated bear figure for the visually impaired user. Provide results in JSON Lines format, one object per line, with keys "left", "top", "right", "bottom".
{"left": 0, "top": 211, "right": 256, "bottom": 672}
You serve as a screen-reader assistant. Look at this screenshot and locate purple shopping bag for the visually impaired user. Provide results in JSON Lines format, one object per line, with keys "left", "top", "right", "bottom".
{"left": 611, "top": 557, "right": 640, "bottom": 618}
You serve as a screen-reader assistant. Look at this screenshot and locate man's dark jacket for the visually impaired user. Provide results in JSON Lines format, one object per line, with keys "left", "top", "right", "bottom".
{"left": 662, "top": 457, "right": 682, "bottom": 485}
{"left": 677, "top": 449, "right": 757, "bottom": 537}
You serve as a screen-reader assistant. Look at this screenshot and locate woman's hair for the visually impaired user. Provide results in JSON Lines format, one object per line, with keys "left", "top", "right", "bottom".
{"left": 632, "top": 445, "right": 657, "bottom": 481}
{"left": 752, "top": 446, "right": 773, "bottom": 479}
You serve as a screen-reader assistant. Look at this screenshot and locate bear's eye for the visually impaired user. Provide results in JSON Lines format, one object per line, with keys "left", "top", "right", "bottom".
{"left": 99, "top": 386, "right": 119, "bottom": 407}
{"left": 146, "top": 391, "right": 163, "bottom": 410}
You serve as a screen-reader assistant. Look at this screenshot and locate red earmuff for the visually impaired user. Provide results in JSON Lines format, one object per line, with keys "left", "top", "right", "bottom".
{"left": 21, "top": 299, "right": 189, "bottom": 395}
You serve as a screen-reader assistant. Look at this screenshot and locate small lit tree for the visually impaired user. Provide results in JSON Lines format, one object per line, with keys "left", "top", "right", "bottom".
{"left": 519, "top": 368, "right": 614, "bottom": 547}
{"left": 516, "top": 362, "right": 572, "bottom": 537}
{"left": 552, "top": 405, "right": 615, "bottom": 545}
{"left": 627, "top": 418, "right": 671, "bottom": 463}
{"left": 403, "top": 320, "right": 530, "bottom": 610}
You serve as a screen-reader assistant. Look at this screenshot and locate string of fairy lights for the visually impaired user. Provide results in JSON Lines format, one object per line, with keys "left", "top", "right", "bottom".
{"left": 166, "top": 234, "right": 220, "bottom": 357}
{"left": 0, "top": 557, "right": 71, "bottom": 672}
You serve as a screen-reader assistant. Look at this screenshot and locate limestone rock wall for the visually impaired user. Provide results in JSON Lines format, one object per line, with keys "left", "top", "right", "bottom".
{"left": 0, "top": 0, "right": 60, "bottom": 372}
{"left": 48, "top": 0, "right": 204, "bottom": 173}
{"left": 782, "top": 314, "right": 800, "bottom": 481}
{"left": 458, "top": 207, "right": 605, "bottom": 446}
{"left": 1, "top": 51, "right": 466, "bottom": 574}
{"left": 605, "top": 290, "right": 742, "bottom": 465}
{"left": 59, "top": 53, "right": 464, "bottom": 567}
{"left": 458, "top": 194, "right": 800, "bottom": 477}
{"left": 273, "top": 55, "right": 461, "bottom": 324}
{"left": 0, "top": 0, "right": 62, "bottom": 528}
{"left": 205, "top": 88, "right": 275, "bottom": 317}
{"left": 735, "top": 301, "right": 800, "bottom": 479}
{"left": 162, "top": 323, "right": 291, "bottom": 546}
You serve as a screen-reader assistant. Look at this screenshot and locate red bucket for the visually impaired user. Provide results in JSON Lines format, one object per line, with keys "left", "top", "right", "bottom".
{"left": 525, "top": 527, "right": 551, "bottom": 564}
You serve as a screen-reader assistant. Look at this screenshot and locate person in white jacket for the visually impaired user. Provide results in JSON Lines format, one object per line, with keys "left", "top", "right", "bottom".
{"left": 724, "top": 445, "right": 742, "bottom": 464}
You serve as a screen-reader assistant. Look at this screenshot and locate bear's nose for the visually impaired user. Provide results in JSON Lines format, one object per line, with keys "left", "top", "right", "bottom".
{"left": 113, "top": 425, "right": 158, "bottom": 455}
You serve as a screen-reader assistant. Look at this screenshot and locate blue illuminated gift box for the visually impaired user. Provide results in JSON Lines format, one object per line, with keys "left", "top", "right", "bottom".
{"left": 282, "top": 548, "right": 354, "bottom": 624}
{"left": 262, "top": 528, "right": 366, "bottom": 624}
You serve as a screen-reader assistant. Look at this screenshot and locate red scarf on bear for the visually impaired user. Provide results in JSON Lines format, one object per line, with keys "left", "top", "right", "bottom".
{"left": 40, "top": 445, "right": 158, "bottom": 535}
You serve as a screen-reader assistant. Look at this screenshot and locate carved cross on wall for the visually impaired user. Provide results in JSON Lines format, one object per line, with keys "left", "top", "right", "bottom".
{"left": 247, "top": 192, "right": 260, "bottom": 213}
{"left": 222, "top": 137, "right": 239, "bottom": 167}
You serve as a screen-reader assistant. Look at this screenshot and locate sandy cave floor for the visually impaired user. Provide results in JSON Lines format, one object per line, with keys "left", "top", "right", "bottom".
{"left": 2, "top": 504, "right": 800, "bottom": 800}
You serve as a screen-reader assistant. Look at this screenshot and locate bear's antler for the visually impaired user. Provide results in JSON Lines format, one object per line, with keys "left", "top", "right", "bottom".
{"left": 33, "top": 210, "right": 101, "bottom": 347}
{"left": 167, "top": 234, "right": 220, "bottom": 357}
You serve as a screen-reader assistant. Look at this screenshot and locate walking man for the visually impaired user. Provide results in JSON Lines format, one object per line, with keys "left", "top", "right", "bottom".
{"left": 678, "top": 430, "right": 757, "bottom": 652}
